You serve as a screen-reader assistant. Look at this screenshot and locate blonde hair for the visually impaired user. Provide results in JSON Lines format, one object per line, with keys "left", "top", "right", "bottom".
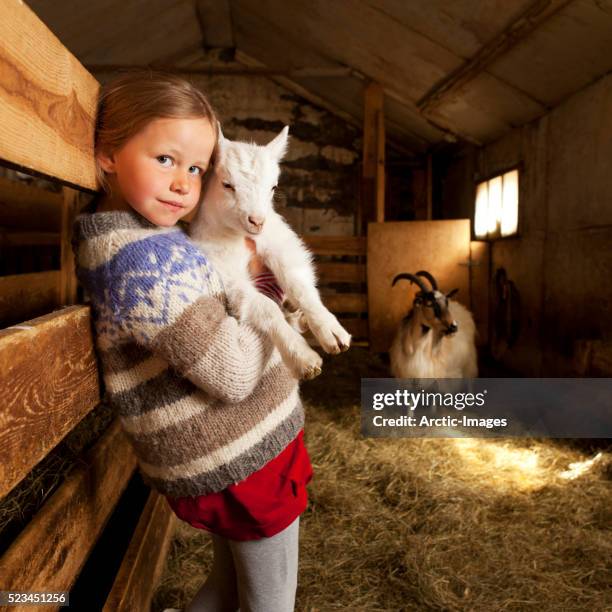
{"left": 95, "top": 71, "right": 219, "bottom": 192}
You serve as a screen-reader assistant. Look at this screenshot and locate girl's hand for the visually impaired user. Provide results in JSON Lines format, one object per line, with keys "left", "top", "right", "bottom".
{"left": 245, "top": 237, "right": 267, "bottom": 275}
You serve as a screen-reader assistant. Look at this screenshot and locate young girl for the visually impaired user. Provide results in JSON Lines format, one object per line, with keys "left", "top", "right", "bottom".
{"left": 73, "top": 72, "right": 313, "bottom": 612}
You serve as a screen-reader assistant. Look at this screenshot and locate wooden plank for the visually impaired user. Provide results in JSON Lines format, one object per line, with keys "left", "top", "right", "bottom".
{"left": 316, "top": 262, "right": 366, "bottom": 284}
{"left": 321, "top": 293, "right": 367, "bottom": 314}
{"left": 0, "top": 306, "right": 100, "bottom": 498}
{"left": 362, "top": 82, "right": 384, "bottom": 233}
{"left": 0, "top": 176, "right": 63, "bottom": 231}
{"left": 198, "top": 0, "right": 235, "bottom": 49}
{"left": 426, "top": 153, "right": 433, "bottom": 220}
{"left": 367, "top": 220, "right": 471, "bottom": 352}
{"left": 60, "top": 188, "right": 79, "bottom": 305}
{"left": 339, "top": 317, "right": 368, "bottom": 340}
{"left": 417, "top": 0, "right": 572, "bottom": 113}
{"left": 104, "top": 491, "right": 176, "bottom": 612}
{"left": 375, "top": 109, "right": 385, "bottom": 223}
{"left": 470, "top": 240, "right": 490, "bottom": 348}
{"left": 302, "top": 236, "right": 366, "bottom": 256}
{"left": 0, "top": 271, "right": 60, "bottom": 323}
{"left": 0, "top": 0, "right": 98, "bottom": 190}
{"left": 0, "top": 420, "right": 137, "bottom": 611}
{"left": 0, "top": 231, "right": 60, "bottom": 246}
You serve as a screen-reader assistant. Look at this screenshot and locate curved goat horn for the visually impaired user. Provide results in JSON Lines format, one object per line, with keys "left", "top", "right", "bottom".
{"left": 415, "top": 270, "right": 438, "bottom": 291}
{"left": 392, "top": 273, "right": 429, "bottom": 293}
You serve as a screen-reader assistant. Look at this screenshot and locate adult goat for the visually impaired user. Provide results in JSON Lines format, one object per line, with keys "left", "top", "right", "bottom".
{"left": 389, "top": 271, "right": 477, "bottom": 379}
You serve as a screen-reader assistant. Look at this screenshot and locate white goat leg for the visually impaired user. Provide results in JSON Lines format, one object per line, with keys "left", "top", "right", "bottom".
{"left": 226, "top": 279, "right": 323, "bottom": 380}
{"left": 255, "top": 212, "right": 352, "bottom": 354}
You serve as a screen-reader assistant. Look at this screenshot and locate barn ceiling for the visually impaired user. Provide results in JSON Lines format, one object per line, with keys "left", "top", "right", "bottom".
{"left": 26, "top": 0, "right": 612, "bottom": 154}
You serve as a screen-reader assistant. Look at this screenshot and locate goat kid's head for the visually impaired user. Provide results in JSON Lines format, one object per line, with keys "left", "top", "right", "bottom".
{"left": 393, "top": 271, "right": 459, "bottom": 335}
{"left": 207, "top": 125, "right": 289, "bottom": 235}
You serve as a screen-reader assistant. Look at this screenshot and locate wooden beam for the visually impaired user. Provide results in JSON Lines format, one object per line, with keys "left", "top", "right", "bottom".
{"left": 376, "top": 109, "right": 385, "bottom": 223}
{"left": 0, "top": 420, "right": 137, "bottom": 605}
{"left": 470, "top": 241, "right": 490, "bottom": 348}
{"left": 362, "top": 82, "right": 385, "bottom": 233}
{"left": 234, "top": 51, "right": 414, "bottom": 156}
{"left": 104, "top": 491, "right": 176, "bottom": 612}
{"left": 0, "top": 176, "right": 63, "bottom": 231}
{"left": 417, "top": 0, "right": 572, "bottom": 113}
{"left": 0, "top": 0, "right": 98, "bottom": 190}
{"left": 86, "top": 64, "right": 352, "bottom": 78}
{"left": 0, "top": 231, "right": 60, "bottom": 246}
{"left": 0, "top": 306, "right": 100, "bottom": 498}
{"left": 60, "top": 188, "right": 79, "bottom": 305}
{"left": 302, "top": 236, "right": 367, "bottom": 257}
{"left": 0, "top": 271, "right": 60, "bottom": 323}
{"left": 196, "top": 0, "right": 235, "bottom": 49}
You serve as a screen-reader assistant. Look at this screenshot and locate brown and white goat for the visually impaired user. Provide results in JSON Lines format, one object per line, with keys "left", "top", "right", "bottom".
{"left": 389, "top": 271, "right": 478, "bottom": 379}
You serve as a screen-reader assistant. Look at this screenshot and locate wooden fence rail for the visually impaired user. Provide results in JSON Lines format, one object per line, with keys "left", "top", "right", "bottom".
{"left": 0, "top": 2, "right": 176, "bottom": 610}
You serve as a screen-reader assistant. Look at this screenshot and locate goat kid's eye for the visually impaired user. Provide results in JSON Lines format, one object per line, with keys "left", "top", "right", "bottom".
{"left": 271, "top": 185, "right": 277, "bottom": 192}
{"left": 156, "top": 155, "right": 173, "bottom": 167}
{"left": 222, "top": 182, "right": 235, "bottom": 191}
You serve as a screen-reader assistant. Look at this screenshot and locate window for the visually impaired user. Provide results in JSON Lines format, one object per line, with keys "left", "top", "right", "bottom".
{"left": 474, "top": 169, "right": 519, "bottom": 239}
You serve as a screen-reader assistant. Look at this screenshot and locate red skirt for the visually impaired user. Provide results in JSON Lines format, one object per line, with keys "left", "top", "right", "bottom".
{"left": 166, "top": 430, "right": 313, "bottom": 540}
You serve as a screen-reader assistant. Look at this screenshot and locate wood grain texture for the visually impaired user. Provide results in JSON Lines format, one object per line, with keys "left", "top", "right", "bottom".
{"left": 0, "top": 271, "right": 60, "bottom": 323}
{"left": 316, "top": 262, "right": 366, "bottom": 284}
{"left": 367, "top": 220, "right": 471, "bottom": 352}
{"left": 339, "top": 317, "right": 368, "bottom": 340}
{"left": 321, "top": 293, "right": 367, "bottom": 314}
{"left": 0, "top": 176, "right": 63, "bottom": 231}
{"left": 0, "top": 231, "right": 60, "bottom": 246}
{"left": 470, "top": 240, "right": 490, "bottom": 347}
{"left": 103, "top": 491, "right": 176, "bottom": 612}
{"left": 0, "top": 0, "right": 98, "bottom": 189}
{"left": 60, "top": 188, "right": 79, "bottom": 305}
{"left": 0, "top": 305, "right": 100, "bottom": 498}
{"left": 0, "top": 420, "right": 137, "bottom": 611}
{"left": 302, "top": 235, "right": 367, "bottom": 256}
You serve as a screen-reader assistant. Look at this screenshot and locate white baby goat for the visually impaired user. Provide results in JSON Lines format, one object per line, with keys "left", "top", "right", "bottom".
{"left": 389, "top": 271, "right": 478, "bottom": 379}
{"left": 189, "top": 126, "right": 351, "bottom": 380}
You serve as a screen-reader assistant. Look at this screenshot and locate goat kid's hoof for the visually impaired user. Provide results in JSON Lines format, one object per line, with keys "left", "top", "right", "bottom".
{"left": 314, "top": 324, "right": 352, "bottom": 355}
{"left": 288, "top": 349, "right": 323, "bottom": 381}
{"left": 302, "top": 363, "right": 322, "bottom": 380}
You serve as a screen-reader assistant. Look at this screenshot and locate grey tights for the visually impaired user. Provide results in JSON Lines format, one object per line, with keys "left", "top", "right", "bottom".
{"left": 184, "top": 517, "right": 299, "bottom": 612}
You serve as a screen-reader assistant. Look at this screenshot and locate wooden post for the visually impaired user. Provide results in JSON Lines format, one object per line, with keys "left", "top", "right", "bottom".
{"left": 361, "top": 82, "right": 385, "bottom": 234}
{"left": 60, "top": 187, "right": 79, "bottom": 305}
{"left": 426, "top": 152, "right": 433, "bottom": 220}
{"left": 376, "top": 110, "right": 385, "bottom": 222}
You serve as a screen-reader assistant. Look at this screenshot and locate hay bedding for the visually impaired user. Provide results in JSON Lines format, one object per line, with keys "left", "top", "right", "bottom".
{"left": 154, "top": 349, "right": 612, "bottom": 611}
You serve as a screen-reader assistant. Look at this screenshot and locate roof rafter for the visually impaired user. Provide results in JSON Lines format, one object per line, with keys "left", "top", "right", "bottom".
{"left": 417, "top": 0, "right": 573, "bottom": 113}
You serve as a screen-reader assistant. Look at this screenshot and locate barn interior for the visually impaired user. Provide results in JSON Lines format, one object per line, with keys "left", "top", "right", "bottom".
{"left": 0, "top": 2, "right": 611, "bottom": 611}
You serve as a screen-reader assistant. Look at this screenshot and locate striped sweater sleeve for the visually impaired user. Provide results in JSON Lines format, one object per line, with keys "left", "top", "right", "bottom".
{"left": 106, "top": 231, "right": 275, "bottom": 403}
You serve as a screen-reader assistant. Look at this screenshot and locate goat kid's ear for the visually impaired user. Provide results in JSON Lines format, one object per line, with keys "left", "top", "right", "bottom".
{"left": 267, "top": 125, "right": 290, "bottom": 161}
{"left": 447, "top": 288, "right": 459, "bottom": 299}
{"left": 216, "top": 121, "right": 227, "bottom": 147}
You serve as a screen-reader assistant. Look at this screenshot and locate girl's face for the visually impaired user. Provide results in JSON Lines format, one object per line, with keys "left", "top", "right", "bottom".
{"left": 98, "top": 117, "right": 216, "bottom": 227}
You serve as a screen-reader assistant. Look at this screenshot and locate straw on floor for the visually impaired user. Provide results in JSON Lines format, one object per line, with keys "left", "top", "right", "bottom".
{"left": 154, "top": 348, "right": 612, "bottom": 612}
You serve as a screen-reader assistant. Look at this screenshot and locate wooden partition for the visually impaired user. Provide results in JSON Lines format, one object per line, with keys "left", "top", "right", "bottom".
{"left": 303, "top": 235, "right": 369, "bottom": 341}
{"left": 0, "top": 2, "right": 176, "bottom": 610}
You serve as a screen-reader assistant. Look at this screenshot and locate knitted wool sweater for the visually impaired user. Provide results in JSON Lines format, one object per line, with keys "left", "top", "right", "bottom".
{"left": 72, "top": 209, "right": 303, "bottom": 498}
